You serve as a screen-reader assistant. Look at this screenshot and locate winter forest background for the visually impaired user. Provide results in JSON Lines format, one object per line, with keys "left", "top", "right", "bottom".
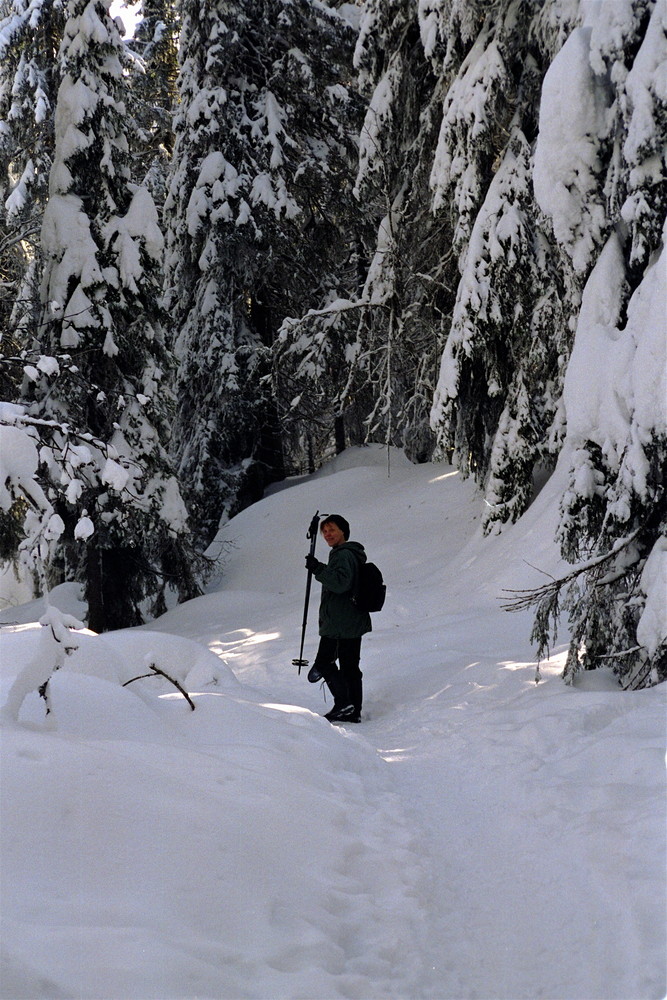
{"left": 0, "top": 0, "right": 665, "bottom": 688}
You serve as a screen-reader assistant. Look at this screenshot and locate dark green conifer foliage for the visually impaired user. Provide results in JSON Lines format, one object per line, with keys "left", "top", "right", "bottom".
{"left": 164, "top": 0, "right": 364, "bottom": 538}
{"left": 26, "top": 0, "right": 203, "bottom": 630}
{"left": 128, "top": 0, "right": 179, "bottom": 200}
{"left": 0, "top": 0, "right": 65, "bottom": 363}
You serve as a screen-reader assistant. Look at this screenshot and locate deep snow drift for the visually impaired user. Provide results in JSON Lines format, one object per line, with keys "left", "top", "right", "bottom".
{"left": 1, "top": 446, "right": 665, "bottom": 1000}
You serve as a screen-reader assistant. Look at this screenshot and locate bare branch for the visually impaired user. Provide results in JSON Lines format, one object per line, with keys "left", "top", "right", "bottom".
{"left": 123, "top": 661, "right": 196, "bottom": 711}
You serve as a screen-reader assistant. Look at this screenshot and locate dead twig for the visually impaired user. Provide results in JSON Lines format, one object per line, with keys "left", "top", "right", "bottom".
{"left": 123, "top": 662, "right": 195, "bottom": 711}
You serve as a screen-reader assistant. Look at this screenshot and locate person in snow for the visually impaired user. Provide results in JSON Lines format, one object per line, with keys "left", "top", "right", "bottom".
{"left": 305, "top": 514, "right": 371, "bottom": 723}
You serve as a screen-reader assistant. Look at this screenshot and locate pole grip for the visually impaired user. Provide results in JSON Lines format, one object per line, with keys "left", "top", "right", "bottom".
{"left": 307, "top": 510, "right": 320, "bottom": 544}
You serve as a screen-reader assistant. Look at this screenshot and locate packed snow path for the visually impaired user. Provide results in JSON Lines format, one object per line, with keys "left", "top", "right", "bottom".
{"left": 1, "top": 449, "right": 665, "bottom": 999}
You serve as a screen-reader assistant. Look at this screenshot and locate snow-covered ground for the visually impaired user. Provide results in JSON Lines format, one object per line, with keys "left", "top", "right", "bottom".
{"left": 1, "top": 446, "right": 665, "bottom": 1000}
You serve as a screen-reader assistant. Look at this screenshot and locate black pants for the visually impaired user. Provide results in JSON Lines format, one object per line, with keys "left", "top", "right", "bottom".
{"left": 312, "top": 636, "right": 363, "bottom": 712}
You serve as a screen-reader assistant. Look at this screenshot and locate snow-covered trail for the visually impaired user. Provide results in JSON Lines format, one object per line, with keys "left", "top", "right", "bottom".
{"left": 147, "top": 448, "right": 665, "bottom": 1000}
{"left": 189, "top": 606, "right": 663, "bottom": 1000}
{"left": 364, "top": 631, "right": 664, "bottom": 1000}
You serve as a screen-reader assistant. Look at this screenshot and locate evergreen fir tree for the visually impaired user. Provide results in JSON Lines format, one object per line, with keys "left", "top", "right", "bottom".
{"left": 529, "top": 0, "right": 666, "bottom": 688}
{"left": 164, "top": 0, "right": 363, "bottom": 538}
{"left": 127, "top": 0, "right": 179, "bottom": 202}
{"left": 354, "top": 0, "right": 665, "bottom": 686}
{"left": 22, "top": 0, "right": 203, "bottom": 631}
{"left": 314, "top": 0, "right": 579, "bottom": 477}
{"left": 318, "top": 0, "right": 457, "bottom": 464}
{"left": 426, "top": 0, "right": 582, "bottom": 529}
{"left": 0, "top": 0, "right": 64, "bottom": 363}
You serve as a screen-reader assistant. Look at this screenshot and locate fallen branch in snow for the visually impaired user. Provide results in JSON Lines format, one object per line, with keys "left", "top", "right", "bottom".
{"left": 123, "top": 662, "right": 196, "bottom": 711}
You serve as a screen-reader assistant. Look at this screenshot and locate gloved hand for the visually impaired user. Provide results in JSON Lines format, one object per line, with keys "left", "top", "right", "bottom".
{"left": 305, "top": 553, "right": 319, "bottom": 572}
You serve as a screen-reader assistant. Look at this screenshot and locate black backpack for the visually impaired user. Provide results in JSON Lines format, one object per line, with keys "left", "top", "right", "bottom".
{"left": 351, "top": 555, "right": 386, "bottom": 613}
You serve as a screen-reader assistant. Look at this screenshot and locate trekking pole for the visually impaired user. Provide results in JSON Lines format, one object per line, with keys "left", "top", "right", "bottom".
{"left": 292, "top": 510, "right": 320, "bottom": 674}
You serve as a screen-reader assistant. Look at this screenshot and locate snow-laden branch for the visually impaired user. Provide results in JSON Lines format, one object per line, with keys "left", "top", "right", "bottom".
{"left": 1, "top": 606, "right": 84, "bottom": 722}
{"left": 0, "top": 220, "right": 41, "bottom": 254}
{"left": 500, "top": 527, "right": 643, "bottom": 613}
{"left": 278, "top": 296, "right": 381, "bottom": 338}
{"left": 2, "top": 408, "right": 105, "bottom": 446}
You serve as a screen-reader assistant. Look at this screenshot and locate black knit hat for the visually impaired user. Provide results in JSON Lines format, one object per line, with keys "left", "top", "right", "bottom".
{"left": 320, "top": 514, "right": 350, "bottom": 540}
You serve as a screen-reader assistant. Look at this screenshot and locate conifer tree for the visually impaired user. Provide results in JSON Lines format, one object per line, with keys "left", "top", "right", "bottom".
{"left": 0, "top": 0, "right": 64, "bottom": 356}
{"left": 127, "top": 0, "right": 179, "bottom": 201}
{"left": 425, "top": 0, "right": 582, "bottom": 530}
{"left": 303, "top": 0, "right": 457, "bottom": 464}
{"left": 164, "top": 0, "right": 363, "bottom": 538}
{"left": 307, "top": 0, "right": 578, "bottom": 477}
{"left": 21, "top": 0, "right": 203, "bottom": 631}
{"left": 525, "top": 0, "right": 666, "bottom": 687}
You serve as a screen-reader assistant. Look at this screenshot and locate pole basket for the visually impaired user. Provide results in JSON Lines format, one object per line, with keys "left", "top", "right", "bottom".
{"left": 292, "top": 657, "right": 309, "bottom": 671}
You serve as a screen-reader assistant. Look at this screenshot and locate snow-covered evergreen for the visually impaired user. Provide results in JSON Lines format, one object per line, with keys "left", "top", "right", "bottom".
{"left": 353, "top": 0, "right": 665, "bottom": 685}
{"left": 164, "top": 0, "right": 363, "bottom": 537}
{"left": 127, "top": 0, "right": 179, "bottom": 202}
{"left": 0, "top": 0, "right": 61, "bottom": 226}
{"left": 0, "top": 0, "right": 64, "bottom": 358}
{"left": 330, "top": 0, "right": 456, "bottom": 463}
{"left": 425, "top": 0, "right": 581, "bottom": 531}
{"left": 530, "top": 0, "right": 667, "bottom": 687}
{"left": 12, "top": 0, "right": 203, "bottom": 630}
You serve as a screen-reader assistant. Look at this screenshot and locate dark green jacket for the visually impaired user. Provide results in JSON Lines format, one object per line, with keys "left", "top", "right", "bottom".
{"left": 313, "top": 541, "right": 372, "bottom": 639}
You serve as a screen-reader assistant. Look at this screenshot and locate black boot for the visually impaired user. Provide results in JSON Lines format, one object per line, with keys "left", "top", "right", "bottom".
{"left": 325, "top": 703, "right": 358, "bottom": 723}
{"left": 347, "top": 673, "right": 362, "bottom": 722}
{"left": 309, "top": 655, "right": 335, "bottom": 683}
{"left": 322, "top": 670, "right": 353, "bottom": 721}
{"left": 329, "top": 671, "right": 361, "bottom": 722}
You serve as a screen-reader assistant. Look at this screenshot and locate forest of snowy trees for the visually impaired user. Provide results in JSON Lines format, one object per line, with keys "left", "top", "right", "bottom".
{"left": 0, "top": 0, "right": 665, "bottom": 688}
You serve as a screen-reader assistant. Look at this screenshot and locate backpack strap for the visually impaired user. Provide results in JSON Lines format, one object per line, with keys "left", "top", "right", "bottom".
{"left": 348, "top": 548, "right": 364, "bottom": 603}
